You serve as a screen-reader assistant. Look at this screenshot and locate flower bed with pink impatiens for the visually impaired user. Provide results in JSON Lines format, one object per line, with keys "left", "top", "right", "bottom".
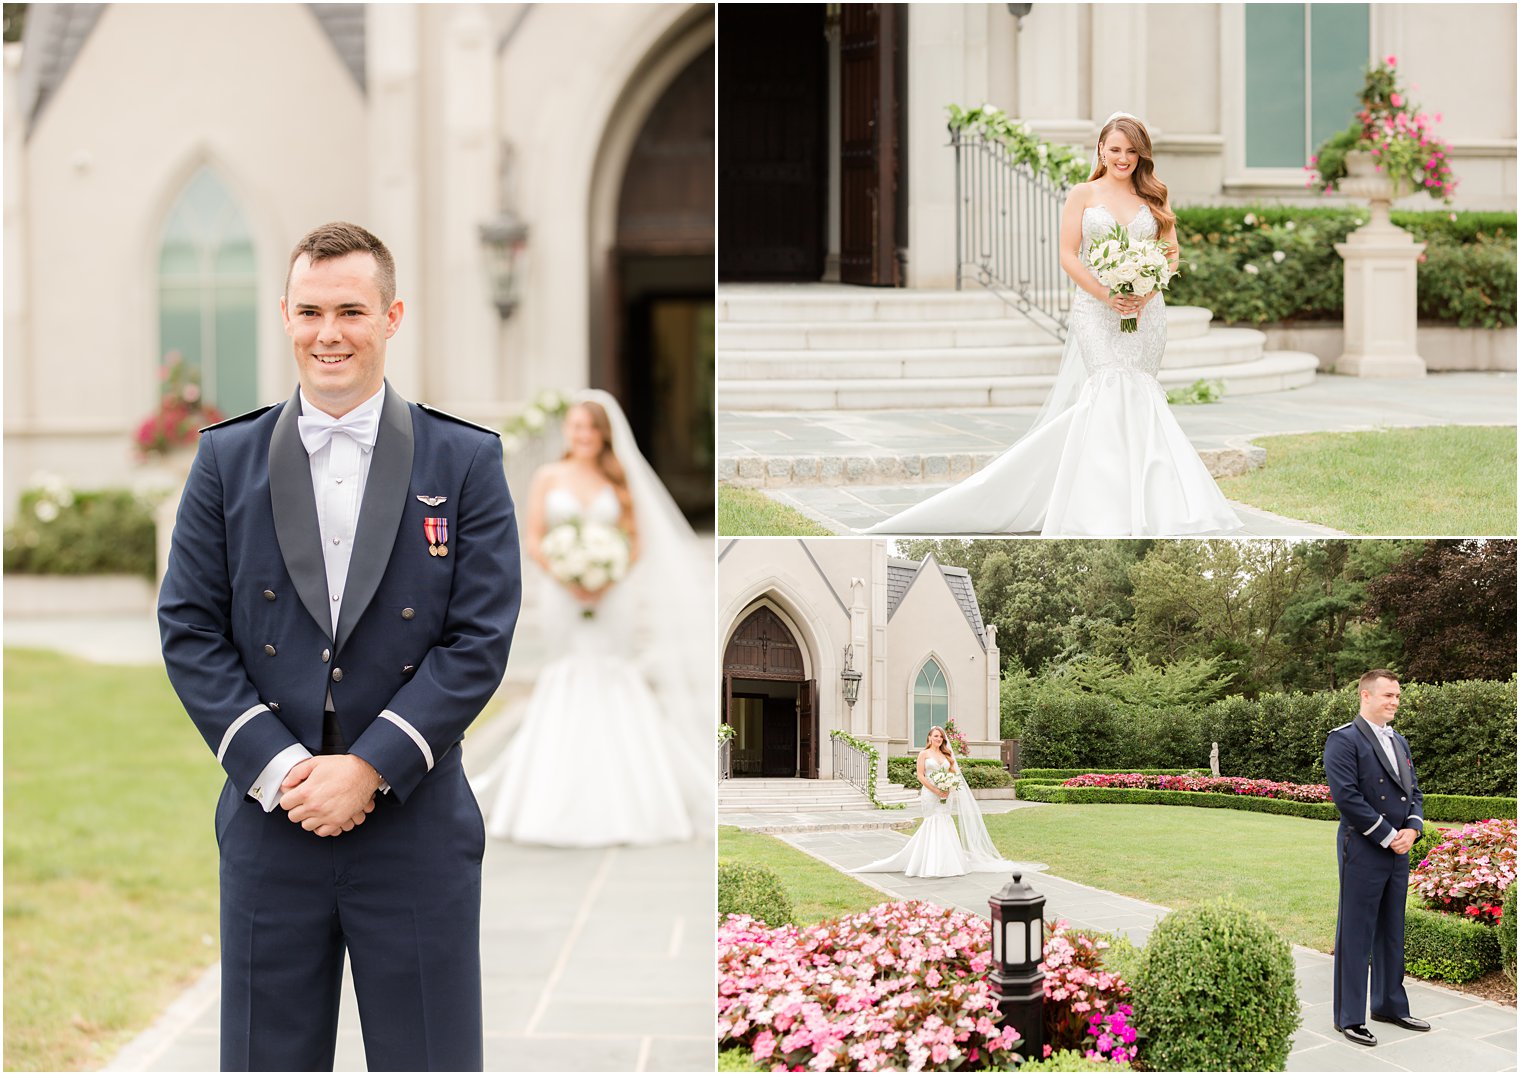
{"left": 1413, "top": 818, "right": 1516, "bottom": 926}
{"left": 717, "top": 901, "right": 1135, "bottom": 1071}
{"left": 1061, "top": 772, "right": 1332, "bottom": 804}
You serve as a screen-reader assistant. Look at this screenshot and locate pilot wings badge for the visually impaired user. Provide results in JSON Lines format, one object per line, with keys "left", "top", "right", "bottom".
{"left": 416, "top": 495, "right": 448, "bottom": 507}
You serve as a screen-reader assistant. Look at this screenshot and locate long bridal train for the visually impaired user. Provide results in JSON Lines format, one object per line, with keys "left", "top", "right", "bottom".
{"left": 863, "top": 206, "right": 1243, "bottom": 538}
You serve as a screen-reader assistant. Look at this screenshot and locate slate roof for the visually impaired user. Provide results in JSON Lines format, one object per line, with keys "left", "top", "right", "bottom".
{"left": 19, "top": 3, "right": 366, "bottom": 134}
{"left": 886, "top": 557, "right": 987, "bottom": 648}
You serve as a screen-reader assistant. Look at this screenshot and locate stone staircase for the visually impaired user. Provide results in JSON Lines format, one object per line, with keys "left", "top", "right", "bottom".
{"left": 718, "top": 776, "right": 920, "bottom": 813}
{"left": 718, "top": 284, "right": 1319, "bottom": 410}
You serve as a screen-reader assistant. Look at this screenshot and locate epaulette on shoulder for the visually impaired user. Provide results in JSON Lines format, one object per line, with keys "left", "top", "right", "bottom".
{"left": 1330, "top": 721, "right": 1355, "bottom": 733}
{"left": 417, "top": 403, "right": 501, "bottom": 437}
{"left": 199, "top": 404, "right": 276, "bottom": 434}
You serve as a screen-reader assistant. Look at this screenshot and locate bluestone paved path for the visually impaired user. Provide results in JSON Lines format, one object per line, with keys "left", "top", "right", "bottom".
{"left": 8, "top": 612, "right": 715, "bottom": 1072}
{"left": 720, "top": 371, "right": 1515, "bottom": 536}
{"left": 767, "top": 816, "right": 1516, "bottom": 1073}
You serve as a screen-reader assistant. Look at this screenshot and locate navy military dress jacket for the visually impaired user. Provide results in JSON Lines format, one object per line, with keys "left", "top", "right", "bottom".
{"left": 1324, "top": 716, "right": 1425, "bottom": 849}
{"left": 159, "top": 382, "right": 521, "bottom": 804}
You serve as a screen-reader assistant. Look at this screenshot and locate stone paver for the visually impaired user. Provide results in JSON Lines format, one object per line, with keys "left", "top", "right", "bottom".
{"left": 771, "top": 824, "right": 1517, "bottom": 1073}
{"left": 719, "top": 371, "right": 1516, "bottom": 535}
{"left": 13, "top": 614, "right": 714, "bottom": 1073}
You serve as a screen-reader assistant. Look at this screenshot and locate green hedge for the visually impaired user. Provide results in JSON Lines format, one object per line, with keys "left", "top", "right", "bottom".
{"left": 888, "top": 756, "right": 1013, "bottom": 790}
{"left": 1018, "top": 783, "right": 1341, "bottom": 821}
{"left": 3, "top": 488, "right": 159, "bottom": 578}
{"left": 1020, "top": 768, "right": 1194, "bottom": 781}
{"left": 1020, "top": 680, "right": 1516, "bottom": 798}
{"left": 1405, "top": 903, "right": 1502, "bottom": 982}
{"left": 1015, "top": 782, "right": 1511, "bottom": 825}
{"left": 1168, "top": 206, "right": 1517, "bottom": 329}
{"left": 1422, "top": 794, "right": 1518, "bottom": 824}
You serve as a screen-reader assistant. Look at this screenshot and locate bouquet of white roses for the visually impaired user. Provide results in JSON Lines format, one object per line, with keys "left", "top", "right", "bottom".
{"left": 1087, "top": 222, "right": 1178, "bottom": 333}
{"left": 540, "top": 521, "right": 630, "bottom": 615}
{"left": 927, "top": 767, "right": 963, "bottom": 800}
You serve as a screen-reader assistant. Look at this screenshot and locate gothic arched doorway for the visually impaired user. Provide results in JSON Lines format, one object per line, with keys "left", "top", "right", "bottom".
{"left": 604, "top": 43, "right": 714, "bottom": 524}
{"left": 722, "top": 605, "right": 819, "bottom": 778}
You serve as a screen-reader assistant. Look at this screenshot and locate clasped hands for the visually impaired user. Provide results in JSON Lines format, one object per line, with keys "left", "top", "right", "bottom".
{"left": 280, "top": 755, "right": 383, "bottom": 837}
{"left": 1108, "top": 290, "right": 1157, "bottom": 318}
{"left": 1388, "top": 827, "right": 1420, "bottom": 855}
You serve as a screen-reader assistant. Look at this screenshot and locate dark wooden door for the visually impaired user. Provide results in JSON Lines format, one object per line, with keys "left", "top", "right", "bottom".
{"left": 763, "top": 697, "right": 797, "bottom": 776}
{"left": 718, "top": 3, "right": 827, "bottom": 280}
{"left": 724, "top": 606, "right": 806, "bottom": 680}
{"left": 798, "top": 679, "right": 819, "bottom": 779}
{"left": 839, "top": 3, "right": 902, "bottom": 286}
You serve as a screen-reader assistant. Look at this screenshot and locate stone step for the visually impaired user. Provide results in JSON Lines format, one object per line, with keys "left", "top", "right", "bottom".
{"left": 720, "top": 350, "right": 1318, "bottom": 410}
{"left": 719, "top": 325, "right": 1263, "bottom": 383}
{"left": 719, "top": 306, "right": 1214, "bottom": 350}
{"left": 719, "top": 287, "right": 1013, "bottom": 323}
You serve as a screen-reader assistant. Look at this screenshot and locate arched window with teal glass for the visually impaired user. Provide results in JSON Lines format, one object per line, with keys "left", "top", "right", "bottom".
{"left": 1244, "top": 4, "right": 1370, "bottom": 168}
{"left": 913, "top": 658, "right": 949, "bottom": 748}
{"left": 158, "top": 169, "right": 258, "bottom": 415}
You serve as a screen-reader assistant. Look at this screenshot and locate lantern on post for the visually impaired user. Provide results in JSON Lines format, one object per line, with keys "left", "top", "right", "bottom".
{"left": 478, "top": 210, "right": 529, "bottom": 320}
{"left": 840, "top": 644, "right": 862, "bottom": 709}
{"left": 988, "top": 872, "right": 1045, "bottom": 1057}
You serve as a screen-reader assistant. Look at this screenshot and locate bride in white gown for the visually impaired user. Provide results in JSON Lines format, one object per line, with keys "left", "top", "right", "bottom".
{"left": 854, "top": 727, "right": 1028, "bottom": 878}
{"left": 470, "top": 392, "right": 710, "bottom": 846}
{"left": 865, "top": 113, "right": 1242, "bottom": 537}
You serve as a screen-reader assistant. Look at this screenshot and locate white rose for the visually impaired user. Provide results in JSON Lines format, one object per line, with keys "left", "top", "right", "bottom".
{"left": 1037, "top": 144, "right": 1048, "bottom": 159}
{"left": 1285, "top": 220, "right": 1297, "bottom": 231}
{"left": 1113, "top": 261, "right": 1140, "bottom": 284}
{"left": 522, "top": 406, "right": 545, "bottom": 431}
{"left": 1272, "top": 251, "right": 1286, "bottom": 264}
{"left": 582, "top": 567, "right": 608, "bottom": 591}
{"left": 537, "top": 389, "right": 564, "bottom": 411}
{"left": 1244, "top": 212, "right": 1258, "bottom": 226}
{"left": 501, "top": 433, "right": 524, "bottom": 454}
{"left": 1132, "top": 275, "right": 1156, "bottom": 296}
{"left": 34, "top": 500, "right": 59, "bottom": 523}
{"left": 1244, "top": 263, "right": 1259, "bottom": 275}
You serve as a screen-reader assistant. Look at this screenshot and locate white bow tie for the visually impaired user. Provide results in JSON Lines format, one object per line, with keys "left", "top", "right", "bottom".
{"left": 298, "top": 408, "right": 379, "bottom": 456}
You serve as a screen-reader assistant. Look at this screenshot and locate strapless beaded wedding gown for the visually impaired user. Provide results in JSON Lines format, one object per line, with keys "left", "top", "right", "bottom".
{"left": 473, "top": 486, "right": 704, "bottom": 846}
{"left": 864, "top": 203, "right": 1242, "bottom": 537}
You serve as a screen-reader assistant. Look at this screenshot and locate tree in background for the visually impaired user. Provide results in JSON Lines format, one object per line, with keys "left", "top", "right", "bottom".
{"left": 1365, "top": 539, "right": 1517, "bottom": 682}
{"left": 1277, "top": 540, "right": 1410, "bottom": 691}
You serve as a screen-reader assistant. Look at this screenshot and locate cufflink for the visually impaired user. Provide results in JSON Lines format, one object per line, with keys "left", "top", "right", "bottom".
{"left": 252, "top": 786, "right": 263, "bottom": 799}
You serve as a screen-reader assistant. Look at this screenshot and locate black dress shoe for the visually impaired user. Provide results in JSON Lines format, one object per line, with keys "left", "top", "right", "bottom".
{"left": 1372, "top": 1013, "right": 1431, "bottom": 1031}
{"left": 1334, "top": 1024, "right": 1377, "bottom": 1046}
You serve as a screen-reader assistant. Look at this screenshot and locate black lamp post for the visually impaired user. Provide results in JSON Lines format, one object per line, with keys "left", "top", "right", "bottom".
{"left": 988, "top": 872, "right": 1045, "bottom": 1058}
{"left": 840, "top": 644, "right": 862, "bottom": 708}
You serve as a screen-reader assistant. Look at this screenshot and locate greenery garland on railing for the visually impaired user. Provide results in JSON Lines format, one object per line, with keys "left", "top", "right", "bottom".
{"left": 829, "top": 729, "right": 905, "bottom": 811}
{"left": 499, "top": 389, "right": 572, "bottom": 454}
{"left": 718, "top": 723, "right": 736, "bottom": 744}
{"left": 946, "top": 103, "right": 1091, "bottom": 188}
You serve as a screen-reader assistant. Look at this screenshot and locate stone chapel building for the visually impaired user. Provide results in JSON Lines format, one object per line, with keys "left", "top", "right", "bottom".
{"left": 719, "top": 538, "right": 1000, "bottom": 782}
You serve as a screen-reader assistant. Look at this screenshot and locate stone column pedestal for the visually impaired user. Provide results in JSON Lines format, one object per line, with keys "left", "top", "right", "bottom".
{"left": 1333, "top": 152, "right": 1427, "bottom": 377}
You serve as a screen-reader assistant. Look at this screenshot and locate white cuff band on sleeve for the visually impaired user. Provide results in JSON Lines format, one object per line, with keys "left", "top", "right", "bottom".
{"left": 1362, "top": 818, "right": 1384, "bottom": 837}
{"left": 379, "top": 710, "right": 434, "bottom": 771}
{"left": 218, "top": 704, "right": 270, "bottom": 763}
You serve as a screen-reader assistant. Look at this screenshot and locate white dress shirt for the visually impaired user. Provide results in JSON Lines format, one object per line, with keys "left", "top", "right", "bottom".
{"left": 248, "top": 385, "right": 385, "bottom": 812}
{"left": 1370, "top": 720, "right": 1401, "bottom": 848}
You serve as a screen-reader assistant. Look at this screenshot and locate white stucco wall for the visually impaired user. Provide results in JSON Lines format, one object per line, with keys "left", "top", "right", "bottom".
{"left": 7, "top": 4, "right": 367, "bottom": 500}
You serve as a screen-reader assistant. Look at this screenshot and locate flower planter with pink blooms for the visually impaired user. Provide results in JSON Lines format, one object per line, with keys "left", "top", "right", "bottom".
{"left": 1403, "top": 818, "right": 1516, "bottom": 982}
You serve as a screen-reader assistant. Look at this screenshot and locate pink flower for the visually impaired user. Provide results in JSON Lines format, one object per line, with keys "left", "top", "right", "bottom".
{"left": 1385, "top": 54, "right": 1397, "bottom": 66}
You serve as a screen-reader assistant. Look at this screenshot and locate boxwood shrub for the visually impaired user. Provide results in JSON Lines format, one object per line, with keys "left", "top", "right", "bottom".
{"left": 717, "top": 860, "right": 794, "bottom": 927}
{"left": 888, "top": 755, "right": 1013, "bottom": 790}
{"left": 3, "top": 488, "right": 159, "bottom": 578}
{"left": 1502, "top": 885, "right": 1517, "bottom": 984}
{"left": 1404, "top": 903, "right": 1501, "bottom": 982}
{"left": 1132, "top": 901, "right": 1300, "bottom": 1072}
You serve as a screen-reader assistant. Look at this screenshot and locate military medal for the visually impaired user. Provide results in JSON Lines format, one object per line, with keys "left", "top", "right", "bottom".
{"left": 424, "top": 517, "right": 449, "bottom": 557}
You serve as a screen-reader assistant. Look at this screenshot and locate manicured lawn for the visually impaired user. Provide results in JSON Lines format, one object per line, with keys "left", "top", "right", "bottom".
{"left": 1218, "top": 424, "right": 1516, "bottom": 535}
{"left": 719, "top": 826, "right": 886, "bottom": 925}
{"left": 4, "top": 649, "right": 225, "bottom": 1072}
{"left": 717, "top": 485, "right": 835, "bottom": 536}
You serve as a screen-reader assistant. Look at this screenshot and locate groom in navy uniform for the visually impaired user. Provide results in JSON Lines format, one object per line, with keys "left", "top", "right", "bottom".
{"left": 1323, "top": 668, "right": 1429, "bottom": 1048}
{"left": 159, "top": 222, "right": 519, "bottom": 1071}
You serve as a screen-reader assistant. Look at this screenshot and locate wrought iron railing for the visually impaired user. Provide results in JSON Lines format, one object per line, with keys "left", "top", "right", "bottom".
{"left": 832, "top": 734, "right": 870, "bottom": 795}
{"left": 952, "top": 127, "right": 1072, "bottom": 341}
{"left": 719, "top": 736, "right": 732, "bottom": 782}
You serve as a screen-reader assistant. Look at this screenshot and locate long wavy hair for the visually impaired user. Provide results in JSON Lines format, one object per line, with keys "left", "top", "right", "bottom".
{"left": 1087, "top": 115, "right": 1174, "bottom": 234}
{"left": 562, "top": 401, "right": 632, "bottom": 521}
{"left": 926, "top": 725, "right": 958, "bottom": 771}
